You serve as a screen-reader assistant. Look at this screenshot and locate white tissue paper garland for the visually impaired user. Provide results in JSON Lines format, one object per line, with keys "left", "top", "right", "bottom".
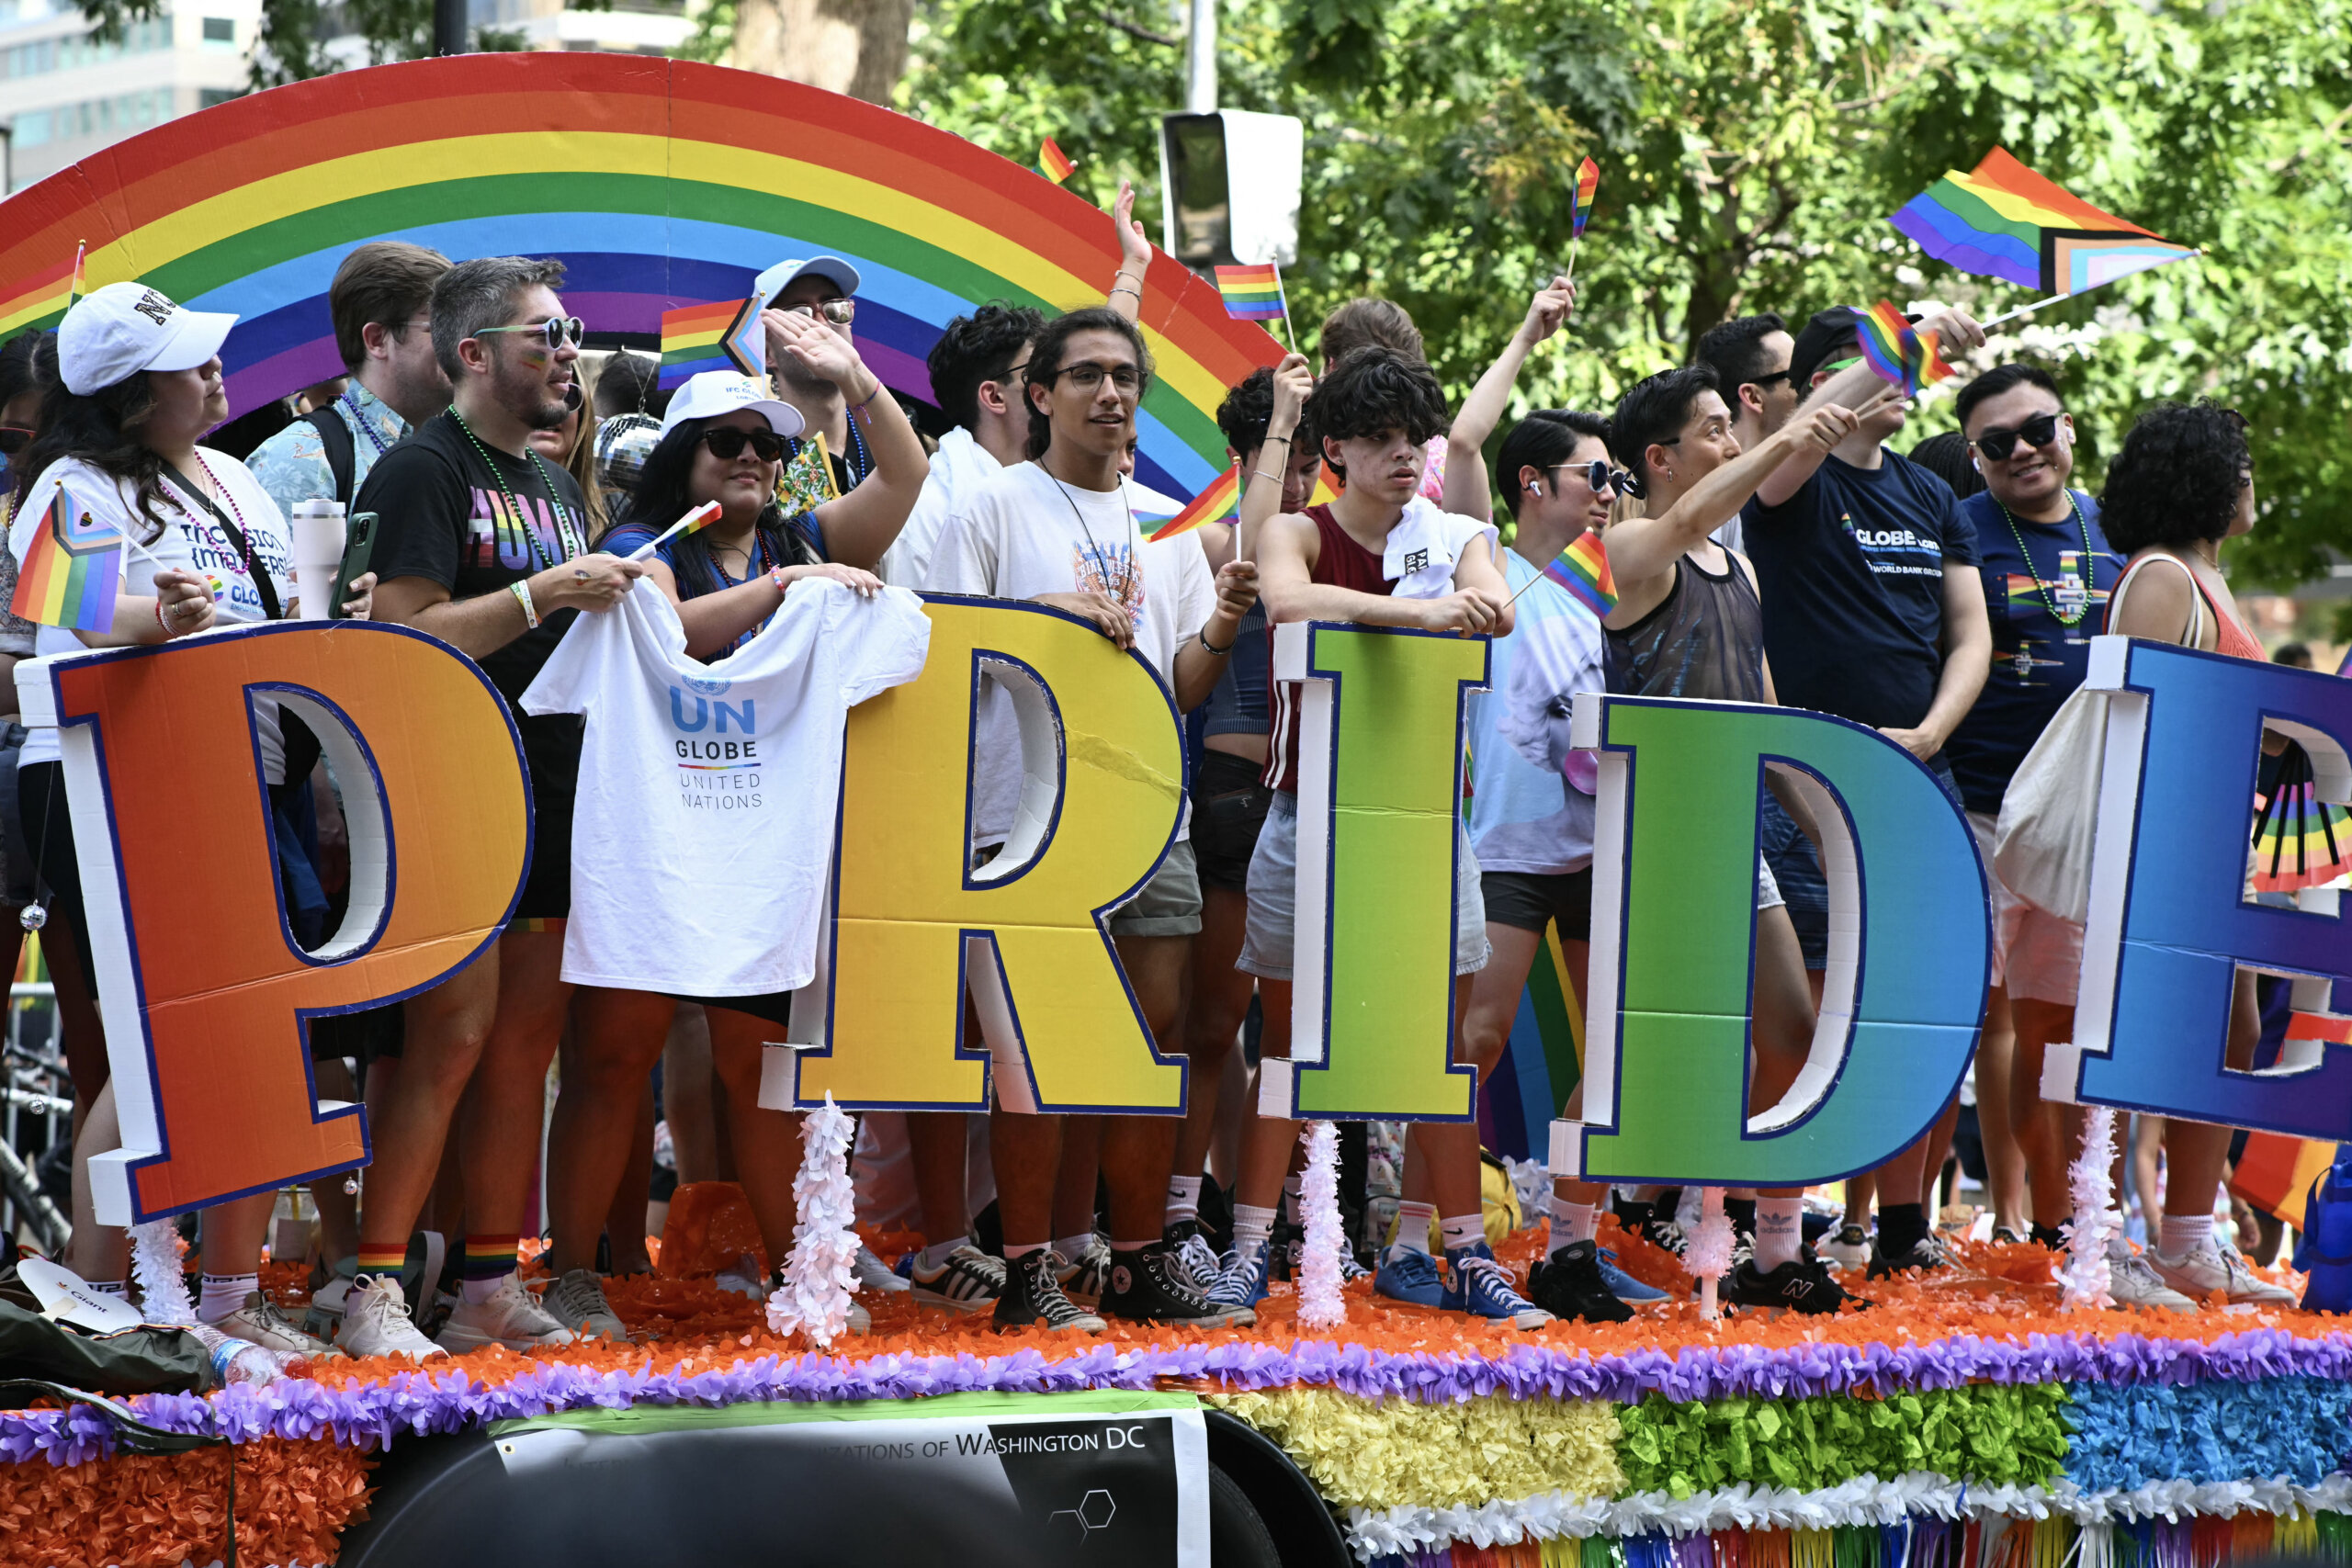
{"left": 2059, "top": 1104, "right": 2120, "bottom": 1310}
{"left": 766, "top": 1093, "right": 860, "bottom": 1347}
{"left": 1503, "top": 1156, "right": 1552, "bottom": 1231}
{"left": 1684, "top": 1186, "right": 1736, "bottom": 1284}
{"left": 129, "top": 1218, "right": 197, "bottom": 1327}
{"left": 1297, "top": 1120, "right": 1347, "bottom": 1328}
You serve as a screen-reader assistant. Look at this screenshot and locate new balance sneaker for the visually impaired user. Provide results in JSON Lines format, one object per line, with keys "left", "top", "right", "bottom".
{"left": 911, "top": 1247, "right": 1005, "bottom": 1314}
{"left": 335, "top": 1276, "right": 446, "bottom": 1361}
{"left": 1867, "top": 1236, "right": 1951, "bottom": 1279}
{"left": 994, "top": 1248, "right": 1105, "bottom": 1334}
{"left": 1819, "top": 1224, "right": 1871, "bottom": 1271}
{"left": 2149, "top": 1240, "right": 2298, "bottom": 1306}
{"left": 435, "top": 1274, "right": 578, "bottom": 1353}
{"left": 1527, "top": 1242, "right": 1634, "bottom": 1324}
{"left": 1165, "top": 1219, "right": 1223, "bottom": 1292}
{"left": 1597, "top": 1249, "right": 1668, "bottom": 1304}
{"left": 2105, "top": 1246, "right": 2198, "bottom": 1314}
{"left": 1055, "top": 1240, "right": 1114, "bottom": 1310}
{"left": 1100, "top": 1245, "right": 1255, "bottom": 1329}
{"left": 545, "top": 1269, "right": 629, "bottom": 1341}
{"left": 210, "top": 1292, "right": 345, "bottom": 1360}
{"left": 1725, "top": 1256, "right": 1861, "bottom": 1315}
{"left": 855, "top": 1244, "right": 912, "bottom": 1294}
{"left": 1204, "top": 1237, "right": 1272, "bottom": 1311}
{"left": 1373, "top": 1247, "right": 1447, "bottom": 1308}
{"left": 1442, "top": 1243, "right": 1552, "bottom": 1330}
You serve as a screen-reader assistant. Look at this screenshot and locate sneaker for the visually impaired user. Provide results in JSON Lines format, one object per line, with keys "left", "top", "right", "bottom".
{"left": 1055, "top": 1240, "right": 1114, "bottom": 1310}
{"left": 1527, "top": 1242, "right": 1634, "bottom": 1324}
{"left": 436, "top": 1274, "right": 579, "bottom": 1353}
{"left": 1992, "top": 1225, "right": 2026, "bottom": 1247}
{"left": 1100, "top": 1245, "right": 1255, "bottom": 1328}
{"left": 714, "top": 1263, "right": 765, "bottom": 1300}
{"left": 2106, "top": 1247, "right": 2199, "bottom": 1314}
{"left": 1204, "top": 1237, "right": 1272, "bottom": 1311}
{"left": 544, "top": 1269, "right": 629, "bottom": 1341}
{"left": 1373, "top": 1247, "right": 1446, "bottom": 1308}
{"left": 993, "top": 1248, "right": 1105, "bottom": 1334}
{"left": 911, "top": 1247, "right": 1005, "bottom": 1314}
{"left": 210, "top": 1292, "right": 345, "bottom": 1359}
{"left": 854, "top": 1245, "right": 912, "bottom": 1294}
{"left": 302, "top": 1259, "right": 358, "bottom": 1340}
{"left": 1165, "top": 1220, "right": 1223, "bottom": 1292}
{"left": 1639, "top": 1215, "right": 1690, "bottom": 1258}
{"left": 1597, "top": 1248, "right": 1668, "bottom": 1304}
{"left": 1819, "top": 1223, "right": 1871, "bottom": 1271}
{"left": 334, "top": 1276, "right": 447, "bottom": 1361}
{"left": 1868, "top": 1236, "right": 1951, "bottom": 1279}
{"left": 1442, "top": 1243, "right": 1552, "bottom": 1330}
{"left": 1725, "top": 1256, "right": 1861, "bottom": 1315}
{"left": 2148, "top": 1241, "right": 2298, "bottom": 1306}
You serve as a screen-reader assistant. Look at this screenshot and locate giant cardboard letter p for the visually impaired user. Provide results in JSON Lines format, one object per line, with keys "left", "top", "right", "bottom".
{"left": 22, "top": 622, "right": 528, "bottom": 1224}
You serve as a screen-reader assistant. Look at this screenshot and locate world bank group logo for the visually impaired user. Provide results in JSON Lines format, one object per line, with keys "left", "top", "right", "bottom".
{"left": 683, "top": 673, "right": 732, "bottom": 696}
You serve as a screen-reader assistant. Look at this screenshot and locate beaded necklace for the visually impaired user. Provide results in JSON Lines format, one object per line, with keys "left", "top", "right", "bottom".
{"left": 341, "top": 388, "right": 391, "bottom": 459}
{"left": 1996, "top": 489, "right": 2098, "bottom": 627}
{"left": 451, "top": 411, "right": 581, "bottom": 572}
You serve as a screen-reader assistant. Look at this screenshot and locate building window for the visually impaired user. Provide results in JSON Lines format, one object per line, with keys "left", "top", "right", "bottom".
{"left": 199, "top": 87, "right": 240, "bottom": 107}
{"left": 201, "top": 16, "right": 233, "bottom": 40}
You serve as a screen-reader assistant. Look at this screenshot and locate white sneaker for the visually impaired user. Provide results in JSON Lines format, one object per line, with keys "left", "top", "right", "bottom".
{"left": 209, "top": 1292, "right": 345, "bottom": 1359}
{"left": 544, "top": 1269, "right": 629, "bottom": 1341}
{"left": 2149, "top": 1241, "right": 2299, "bottom": 1306}
{"left": 2105, "top": 1247, "right": 2199, "bottom": 1314}
{"left": 1819, "top": 1224, "right": 1871, "bottom": 1271}
{"left": 854, "top": 1245, "right": 911, "bottom": 1294}
{"left": 335, "top": 1276, "right": 447, "bottom": 1361}
{"left": 716, "top": 1253, "right": 765, "bottom": 1299}
{"left": 436, "top": 1273, "right": 579, "bottom": 1353}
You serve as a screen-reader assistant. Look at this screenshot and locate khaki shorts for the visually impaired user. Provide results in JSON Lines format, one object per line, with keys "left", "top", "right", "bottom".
{"left": 1967, "top": 809, "right": 2085, "bottom": 1005}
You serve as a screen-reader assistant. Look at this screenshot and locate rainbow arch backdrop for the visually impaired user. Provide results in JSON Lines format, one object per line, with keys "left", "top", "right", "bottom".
{"left": 0, "top": 53, "right": 1283, "bottom": 502}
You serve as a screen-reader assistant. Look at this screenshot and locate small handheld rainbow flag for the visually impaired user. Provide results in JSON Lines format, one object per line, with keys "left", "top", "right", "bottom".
{"left": 11, "top": 488, "right": 124, "bottom": 632}
{"left": 1148, "top": 464, "right": 1240, "bottom": 542}
{"left": 1213, "top": 264, "right": 1286, "bottom": 321}
{"left": 0, "top": 241, "right": 86, "bottom": 340}
{"left": 1540, "top": 529, "right": 1615, "bottom": 618}
{"left": 625, "top": 500, "right": 725, "bottom": 561}
{"left": 1851, "top": 300, "right": 1953, "bottom": 398}
{"left": 1572, "top": 158, "right": 1600, "bottom": 238}
{"left": 1039, "top": 138, "right": 1076, "bottom": 186}
{"left": 658, "top": 298, "right": 763, "bottom": 389}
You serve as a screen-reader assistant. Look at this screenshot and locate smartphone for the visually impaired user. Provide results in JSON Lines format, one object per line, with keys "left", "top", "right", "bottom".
{"left": 332, "top": 511, "right": 378, "bottom": 620}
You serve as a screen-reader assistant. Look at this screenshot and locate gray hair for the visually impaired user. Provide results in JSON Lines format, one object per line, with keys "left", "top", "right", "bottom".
{"left": 430, "top": 256, "right": 568, "bottom": 380}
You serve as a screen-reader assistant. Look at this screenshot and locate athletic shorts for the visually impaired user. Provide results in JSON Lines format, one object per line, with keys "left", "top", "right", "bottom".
{"left": 1480, "top": 868, "right": 1595, "bottom": 942}
{"left": 1107, "top": 840, "right": 1204, "bottom": 937}
{"left": 1967, "top": 809, "right": 2085, "bottom": 1006}
{"left": 1238, "top": 791, "right": 1489, "bottom": 981}
{"left": 517, "top": 786, "right": 573, "bottom": 921}
{"left": 1758, "top": 790, "right": 1826, "bottom": 968}
{"left": 1190, "top": 750, "right": 1274, "bottom": 892}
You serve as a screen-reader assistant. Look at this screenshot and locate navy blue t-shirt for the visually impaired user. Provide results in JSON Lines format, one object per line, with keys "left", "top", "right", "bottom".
{"left": 1941, "top": 488, "right": 2122, "bottom": 815}
{"left": 1742, "top": 449, "right": 1980, "bottom": 732}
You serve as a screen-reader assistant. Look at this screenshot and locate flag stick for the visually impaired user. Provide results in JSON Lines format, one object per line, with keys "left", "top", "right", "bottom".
{"left": 1977, "top": 290, "right": 2075, "bottom": 330}
{"left": 1274, "top": 265, "right": 1297, "bottom": 355}
{"left": 1563, "top": 232, "right": 1581, "bottom": 287}
{"left": 626, "top": 501, "right": 724, "bottom": 561}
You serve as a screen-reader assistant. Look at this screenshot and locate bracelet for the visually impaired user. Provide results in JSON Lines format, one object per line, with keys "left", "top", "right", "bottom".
{"left": 850, "top": 381, "right": 885, "bottom": 417}
{"left": 770, "top": 565, "right": 792, "bottom": 592}
{"left": 1263, "top": 434, "right": 1293, "bottom": 446}
{"left": 154, "top": 596, "right": 168, "bottom": 632}
{"left": 1110, "top": 283, "right": 1143, "bottom": 302}
{"left": 1252, "top": 468, "right": 1283, "bottom": 484}
{"left": 509, "top": 579, "right": 539, "bottom": 630}
{"left": 1198, "top": 626, "right": 1234, "bottom": 657}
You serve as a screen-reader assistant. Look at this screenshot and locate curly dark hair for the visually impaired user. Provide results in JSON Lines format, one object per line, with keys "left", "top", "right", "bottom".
{"left": 1215, "top": 366, "right": 1281, "bottom": 462}
{"left": 13, "top": 333, "right": 172, "bottom": 538}
{"left": 1301, "top": 346, "right": 1448, "bottom": 483}
{"left": 1023, "top": 307, "right": 1153, "bottom": 461}
{"left": 600, "top": 415, "right": 820, "bottom": 597}
{"left": 929, "top": 303, "right": 1046, "bottom": 434}
{"left": 2098, "top": 401, "right": 2250, "bottom": 554}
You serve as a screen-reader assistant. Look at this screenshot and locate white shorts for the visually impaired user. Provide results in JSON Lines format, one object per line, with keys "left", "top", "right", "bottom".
{"left": 1967, "top": 810, "right": 2085, "bottom": 1006}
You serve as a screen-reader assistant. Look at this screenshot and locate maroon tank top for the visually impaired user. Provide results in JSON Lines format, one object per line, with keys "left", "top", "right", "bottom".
{"left": 1264, "top": 504, "right": 1392, "bottom": 792}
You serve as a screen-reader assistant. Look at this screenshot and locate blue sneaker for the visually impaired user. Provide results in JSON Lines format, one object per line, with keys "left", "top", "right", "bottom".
{"left": 1598, "top": 1247, "right": 1668, "bottom": 1303}
{"left": 1373, "top": 1246, "right": 1446, "bottom": 1307}
{"left": 1205, "top": 1238, "right": 1272, "bottom": 1310}
{"left": 1442, "top": 1242, "right": 1553, "bottom": 1330}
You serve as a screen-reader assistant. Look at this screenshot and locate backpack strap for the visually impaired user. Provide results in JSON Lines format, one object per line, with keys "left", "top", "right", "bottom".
{"left": 303, "top": 406, "right": 357, "bottom": 508}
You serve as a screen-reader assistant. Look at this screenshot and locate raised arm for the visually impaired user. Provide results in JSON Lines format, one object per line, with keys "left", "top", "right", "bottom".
{"left": 1443, "top": 276, "right": 1575, "bottom": 523}
{"left": 785, "top": 311, "right": 930, "bottom": 570}
{"left": 1107, "top": 181, "right": 1153, "bottom": 326}
{"left": 1236, "top": 354, "right": 1314, "bottom": 562}
{"left": 1757, "top": 306, "right": 1986, "bottom": 507}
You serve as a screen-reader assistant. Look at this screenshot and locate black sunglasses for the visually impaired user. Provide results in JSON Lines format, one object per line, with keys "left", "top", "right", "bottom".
{"left": 0, "top": 426, "right": 30, "bottom": 457}
{"left": 1746, "top": 370, "right": 1794, "bottom": 390}
{"left": 1971, "top": 411, "right": 2063, "bottom": 461}
{"left": 699, "top": 426, "right": 786, "bottom": 463}
{"left": 1551, "top": 459, "right": 1643, "bottom": 501}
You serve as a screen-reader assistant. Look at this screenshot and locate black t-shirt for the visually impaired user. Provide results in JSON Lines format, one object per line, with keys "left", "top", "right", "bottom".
{"left": 356, "top": 411, "right": 593, "bottom": 794}
{"left": 1740, "top": 449, "right": 1980, "bottom": 733}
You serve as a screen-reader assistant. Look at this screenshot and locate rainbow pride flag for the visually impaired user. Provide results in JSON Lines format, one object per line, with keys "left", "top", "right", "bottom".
{"left": 1039, "top": 138, "right": 1075, "bottom": 185}
{"left": 1148, "top": 464, "right": 1240, "bottom": 542}
{"left": 658, "top": 297, "right": 763, "bottom": 389}
{"left": 1213, "top": 264, "right": 1286, "bottom": 321}
{"left": 11, "top": 489, "right": 123, "bottom": 632}
{"left": 1889, "top": 148, "right": 2197, "bottom": 296}
{"left": 1572, "top": 158, "right": 1600, "bottom": 237}
{"left": 1540, "top": 529, "right": 1615, "bottom": 617}
{"left": 1851, "top": 300, "right": 1953, "bottom": 398}
{"left": 2252, "top": 751, "right": 2352, "bottom": 892}
{"left": 0, "top": 241, "right": 84, "bottom": 338}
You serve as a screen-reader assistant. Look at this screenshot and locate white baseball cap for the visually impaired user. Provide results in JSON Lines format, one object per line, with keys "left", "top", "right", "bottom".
{"left": 660, "top": 371, "right": 807, "bottom": 440}
{"left": 58, "top": 281, "right": 237, "bottom": 396}
{"left": 754, "top": 255, "right": 862, "bottom": 309}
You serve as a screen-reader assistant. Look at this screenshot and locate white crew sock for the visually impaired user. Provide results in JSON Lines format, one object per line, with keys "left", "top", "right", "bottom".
{"left": 1755, "top": 1196, "right": 1804, "bottom": 1270}
{"left": 1165, "top": 1174, "right": 1204, "bottom": 1227}
{"left": 1001, "top": 1240, "right": 1048, "bottom": 1260}
{"left": 1053, "top": 1232, "right": 1097, "bottom": 1263}
{"left": 459, "top": 1271, "right": 509, "bottom": 1305}
{"left": 2156, "top": 1211, "right": 2214, "bottom": 1262}
{"left": 1549, "top": 1195, "right": 1599, "bottom": 1251}
{"left": 1440, "top": 1213, "right": 1484, "bottom": 1254}
{"left": 88, "top": 1280, "right": 127, "bottom": 1298}
{"left": 915, "top": 1235, "right": 970, "bottom": 1275}
{"left": 1392, "top": 1201, "right": 1436, "bottom": 1257}
{"left": 198, "top": 1272, "right": 258, "bottom": 1324}
{"left": 1232, "top": 1203, "right": 1278, "bottom": 1254}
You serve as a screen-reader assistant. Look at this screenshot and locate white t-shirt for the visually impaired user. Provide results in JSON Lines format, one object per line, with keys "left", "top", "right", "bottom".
{"left": 522, "top": 578, "right": 930, "bottom": 997}
{"left": 1467, "top": 549, "right": 1603, "bottom": 874}
{"left": 924, "top": 459, "right": 1217, "bottom": 845}
{"left": 882, "top": 425, "right": 1001, "bottom": 591}
{"left": 10, "top": 451, "right": 297, "bottom": 775}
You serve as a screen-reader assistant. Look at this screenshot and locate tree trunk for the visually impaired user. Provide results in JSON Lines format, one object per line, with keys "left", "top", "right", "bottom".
{"left": 729, "top": 0, "right": 915, "bottom": 105}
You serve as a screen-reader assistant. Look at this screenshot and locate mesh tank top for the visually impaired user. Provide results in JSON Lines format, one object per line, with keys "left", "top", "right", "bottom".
{"left": 1604, "top": 550, "right": 1766, "bottom": 703}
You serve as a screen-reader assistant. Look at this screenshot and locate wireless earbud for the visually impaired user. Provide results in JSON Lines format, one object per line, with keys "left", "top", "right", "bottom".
{"left": 1529, "top": 479, "right": 1544, "bottom": 497}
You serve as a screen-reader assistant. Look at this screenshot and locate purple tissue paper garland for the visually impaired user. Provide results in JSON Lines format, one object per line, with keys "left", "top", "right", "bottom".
{"left": 6, "top": 1327, "right": 2352, "bottom": 1467}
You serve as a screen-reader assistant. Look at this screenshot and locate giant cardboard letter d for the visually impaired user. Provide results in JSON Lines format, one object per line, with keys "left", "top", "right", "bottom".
{"left": 22, "top": 623, "right": 528, "bottom": 1224}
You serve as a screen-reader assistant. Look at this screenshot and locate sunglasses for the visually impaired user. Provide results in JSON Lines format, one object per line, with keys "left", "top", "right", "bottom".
{"left": 699, "top": 426, "right": 786, "bottom": 463}
{"left": 1971, "top": 411, "right": 2063, "bottom": 461}
{"left": 0, "top": 426, "right": 31, "bottom": 457}
{"left": 1746, "top": 369, "right": 1794, "bottom": 390}
{"left": 1552, "top": 460, "right": 1643, "bottom": 501}
{"left": 476, "top": 316, "right": 586, "bottom": 352}
{"left": 1042, "top": 361, "right": 1143, "bottom": 393}
{"left": 782, "top": 299, "right": 856, "bottom": 325}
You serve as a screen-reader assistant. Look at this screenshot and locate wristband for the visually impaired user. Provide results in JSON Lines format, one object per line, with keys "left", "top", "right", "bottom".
{"left": 850, "top": 381, "right": 886, "bottom": 417}
{"left": 1198, "top": 626, "right": 1234, "bottom": 657}
{"left": 510, "top": 579, "right": 540, "bottom": 629}
{"left": 154, "top": 596, "right": 169, "bottom": 632}
{"left": 771, "top": 566, "right": 792, "bottom": 592}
